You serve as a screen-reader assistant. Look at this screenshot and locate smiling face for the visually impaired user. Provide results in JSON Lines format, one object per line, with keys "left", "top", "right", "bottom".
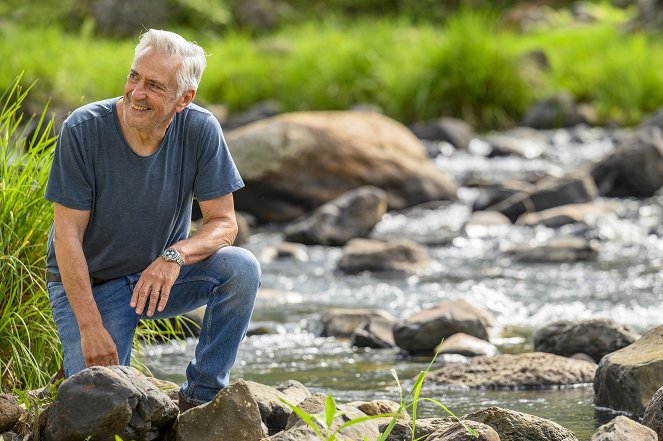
{"left": 121, "top": 47, "right": 194, "bottom": 138}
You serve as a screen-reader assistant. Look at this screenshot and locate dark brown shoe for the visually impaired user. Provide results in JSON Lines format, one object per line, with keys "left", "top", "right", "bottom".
{"left": 178, "top": 391, "right": 200, "bottom": 413}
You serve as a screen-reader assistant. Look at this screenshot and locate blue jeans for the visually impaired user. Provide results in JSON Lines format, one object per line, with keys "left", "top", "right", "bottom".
{"left": 47, "top": 246, "right": 260, "bottom": 404}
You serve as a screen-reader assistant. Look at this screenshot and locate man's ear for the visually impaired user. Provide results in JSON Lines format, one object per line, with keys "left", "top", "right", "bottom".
{"left": 176, "top": 89, "right": 196, "bottom": 112}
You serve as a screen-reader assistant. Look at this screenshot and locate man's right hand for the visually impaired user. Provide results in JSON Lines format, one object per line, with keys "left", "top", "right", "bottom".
{"left": 80, "top": 326, "right": 119, "bottom": 367}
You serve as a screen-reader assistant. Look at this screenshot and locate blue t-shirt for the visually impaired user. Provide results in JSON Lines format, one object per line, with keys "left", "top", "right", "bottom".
{"left": 45, "top": 98, "right": 244, "bottom": 279}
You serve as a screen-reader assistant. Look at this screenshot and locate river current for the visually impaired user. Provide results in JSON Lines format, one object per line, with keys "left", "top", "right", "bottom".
{"left": 143, "top": 126, "right": 663, "bottom": 440}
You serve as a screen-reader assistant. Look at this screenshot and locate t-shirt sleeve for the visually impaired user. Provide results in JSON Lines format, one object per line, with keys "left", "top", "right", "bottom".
{"left": 193, "top": 114, "right": 244, "bottom": 201}
{"left": 44, "top": 122, "right": 94, "bottom": 210}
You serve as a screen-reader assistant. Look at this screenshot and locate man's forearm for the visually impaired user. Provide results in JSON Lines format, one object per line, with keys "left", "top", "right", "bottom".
{"left": 172, "top": 217, "right": 238, "bottom": 265}
{"left": 53, "top": 236, "right": 104, "bottom": 330}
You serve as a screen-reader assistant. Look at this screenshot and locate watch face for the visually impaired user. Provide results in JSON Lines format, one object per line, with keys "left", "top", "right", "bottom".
{"left": 165, "top": 249, "right": 176, "bottom": 259}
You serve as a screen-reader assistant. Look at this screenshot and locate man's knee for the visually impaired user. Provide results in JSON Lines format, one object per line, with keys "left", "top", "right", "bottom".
{"left": 215, "top": 246, "right": 261, "bottom": 292}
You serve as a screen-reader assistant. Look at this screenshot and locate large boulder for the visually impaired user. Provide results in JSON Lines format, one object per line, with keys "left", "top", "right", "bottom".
{"left": 337, "top": 238, "right": 430, "bottom": 275}
{"left": 533, "top": 319, "right": 640, "bottom": 363}
{"left": 393, "top": 300, "right": 495, "bottom": 354}
{"left": 426, "top": 352, "right": 596, "bottom": 388}
{"left": 486, "top": 172, "right": 598, "bottom": 223}
{"left": 43, "top": 366, "right": 178, "bottom": 441}
{"left": 642, "top": 386, "right": 663, "bottom": 439}
{"left": 591, "top": 127, "right": 663, "bottom": 198}
{"left": 464, "top": 407, "right": 578, "bottom": 441}
{"left": 175, "top": 379, "right": 265, "bottom": 441}
{"left": 592, "top": 415, "right": 657, "bottom": 441}
{"left": 594, "top": 325, "right": 663, "bottom": 417}
{"left": 284, "top": 186, "right": 388, "bottom": 246}
{"left": 226, "top": 111, "right": 459, "bottom": 223}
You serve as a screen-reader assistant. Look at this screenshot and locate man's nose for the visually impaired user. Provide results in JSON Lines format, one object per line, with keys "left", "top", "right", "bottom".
{"left": 132, "top": 80, "right": 148, "bottom": 98}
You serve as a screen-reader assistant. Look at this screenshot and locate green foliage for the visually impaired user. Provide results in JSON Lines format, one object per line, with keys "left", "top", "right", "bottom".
{"left": 282, "top": 345, "right": 479, "bottom": 440}
{"left": 0, "top": 75, "right": 61, "bottom": 391}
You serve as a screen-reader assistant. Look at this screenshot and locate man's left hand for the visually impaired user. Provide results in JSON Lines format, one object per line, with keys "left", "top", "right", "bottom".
{"left": 131, "top": 258, "right": 180, "bottom": 317}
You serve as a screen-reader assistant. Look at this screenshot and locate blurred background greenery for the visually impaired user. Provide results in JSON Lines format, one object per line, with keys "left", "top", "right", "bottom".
{"left": 1, "top": 0, "right": 662, "bottom": 130}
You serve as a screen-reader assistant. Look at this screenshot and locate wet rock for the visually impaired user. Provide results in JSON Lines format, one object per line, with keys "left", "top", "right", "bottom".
{"left": 486, "top": 172, "right": 598, "bottom": 223}
{"left": 427, "top": 352, "right": 596, "bottom": 388}
{"left": 594, "top": 325, "right": 663, "bottom": 417}
{"left": 351, "top": 314, "right": 398, "bottom": 349}
{"left": 463, "top": 211, "right": 512, "bottom": 238}
{"left": 0, "top": 394, "right": 22, "bottom": 433}
{"left": 284, "top": 186, "right": 388, "bottom": 246}
{"left": 175, "top": 379, "right": 264, "bottom": 441}
{"left": 506, "top": 236, "right": 598, "bottom": 263}
{"left": 43, "top": 366, "right": 178, "bottom": 441}
{"left": 428, "top": 420, "right": 500, "bottom": 441}
{"left": 533, "top": 319, "right": 640, "bottom": 363}
{"left": 521, "top": 91, "right": 595, "bottom": 129}
{"left": 245, "top": 380, "right": 311, "bottom": 433}
{"left": 516, "top": 201, "right": 619, "bottom": 228}
{"left": 337, "top": 238, "right": 430, "bottom": 275}
{"left": 465, "top": 406, "right": 578, "bottom": 441}
{"left": 281, "top": 394, "right": 379, "bottom": 441}
{"left": 320, "top": 309, "right": 396, "bottom": 339}
{"left": 591, "top": 127, "right": 663, "bottom": 198}
{"left": 409, "top": 117, "right": 474, "bottom": 150}
{"left": 592, "top": 415, "right": 656, "bottom": 441}
{"left": 471, "top": 180, "right": 534, "bottom": 211}
{"left": 438, "top": 333, "right": 499, "bottom": 357}
{"left": 393, "top": 300, "right": 494, "bottom": 354}
{"left": 226, "top": 111, "right": 458, "bottom": 223}
{"left": 258, "top": 242, "right": 309, "bottom": 263}
{"left": 642, "top": 386, "right": 663, "bottom": 439}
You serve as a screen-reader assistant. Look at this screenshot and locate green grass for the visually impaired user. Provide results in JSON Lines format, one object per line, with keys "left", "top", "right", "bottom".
{"left": 0, "top": 76, "right": 61, "bottom": 390}
{"left": 0, "top": 4, "right": 662, "bottom": 128}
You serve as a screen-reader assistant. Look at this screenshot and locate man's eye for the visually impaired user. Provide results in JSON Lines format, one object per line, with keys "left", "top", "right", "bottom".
{"left": 128, "top": 72, "right": 139, "bottom": 81}
{"left": 147, "top": 82, "right": 162, "bottom": 91}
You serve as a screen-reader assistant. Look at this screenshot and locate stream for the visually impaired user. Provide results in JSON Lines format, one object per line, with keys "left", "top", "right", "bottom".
{"left": 143, "top": 125, "right": 663, "bottom": 440}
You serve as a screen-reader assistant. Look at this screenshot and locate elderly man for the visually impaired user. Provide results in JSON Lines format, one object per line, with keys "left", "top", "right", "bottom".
{"left": 44, "top": 29, "right": 260, "bottom": 411}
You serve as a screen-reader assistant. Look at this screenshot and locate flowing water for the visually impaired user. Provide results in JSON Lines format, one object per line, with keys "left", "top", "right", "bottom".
{"left": 144, "top": 126, "right": 663, "bottom": 440}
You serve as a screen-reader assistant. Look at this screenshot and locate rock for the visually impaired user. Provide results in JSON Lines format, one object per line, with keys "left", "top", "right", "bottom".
{"left": 88, "top": 0, "right": 172, "bottom": 37}
{"left": 0, "top": 394, "right": 22, "bottom": 433}
{"left": 282, "top": 394, "right": 379, "bottom": 441}
{"left": 463, "top": 211, "right": 512, "bottom": 238}
{"left": 393, "top": 300, "right": 494, "bottom": 354}
{"left": 378, "top": 421, "right": 412, "bottom": 441}
{"left": 592, "top": 415, "right": 657, "bottom": 441}
{"left": 226, "top": 111, "right": 458, "bottom": 223}
{"left": 245, "top": 380, "right": 311, "bottom": 433}
{"left": 284, "top": 186, "right": 388, "bottom": 246}
{"left": 337, "top": 238, "right": 430, "bottom": 275}
{"left": 223, "top": 100, "right": 283, "bottom": 130}
{"left": 642, "top": 386, "right": 663, "bottom": 439}
{"left": 486, "top": 172, "right": 598, "bottom": 223}
{"left": 175, "top": 378, "right": 264, "bottom": 441}
{"left": 234, "top": 211, "right": 252, "bottom": 245}
{"left": 409, "top": 117, "right": 474, "bottom": 150}
{"left": 471, "top": 180, "right": 534, "bottom": 211}
{"left": 347, "top": 399, "right": 404, "bottom": 419}
{"left": 438, "top": 333, "right": 499, "bottom": 357}
{"left": 427, "top": 420, "right": 501, "bottom": 441}
{"left": 591, "top": 127, "right": 663, "bottom": 198}
{"left": 594, "top": 325, "right": 663, "bottom": 417}
{"left": 506, "top": 236, "right": 598, "bottom": 263}
{"left": 482, "top": 127, "right": 547, "bottom": 158}
{"left": 516, "top": 201, "right": 619, "bottom": 228}
{"left": 144, "top": 377, "right": 181, "bottom": 402}
{"left": 533, "top": 319, "right": 640, "bottom": 363}
{"left": 351, "top": 314, "right": 398, "bottom": 349}
{"left": 43, "top": 366, "right": 178, "bottom": 441}
{"left": 426, "top": 352, "right": 596, "bottom": 388}
{"left": 465, "top": 407, "right": 578, "bottom": 441}
{"left": 320, "top": 309, "right": 396, "bottom": 339}
{"left": 521, "top": 91, "right": 594, "bottom": 129}
{"left": 259, "top": 242, "right": 309, "bottom": 263}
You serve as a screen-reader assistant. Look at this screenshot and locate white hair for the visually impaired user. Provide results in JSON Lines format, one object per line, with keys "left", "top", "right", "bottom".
{"left": 135, "top": 29, "right": 207, "bottom": 97}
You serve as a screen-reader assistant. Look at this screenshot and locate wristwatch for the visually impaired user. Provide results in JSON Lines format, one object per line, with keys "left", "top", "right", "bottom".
{"left": 161, "top": 247, "right": 184, "bottom": 267}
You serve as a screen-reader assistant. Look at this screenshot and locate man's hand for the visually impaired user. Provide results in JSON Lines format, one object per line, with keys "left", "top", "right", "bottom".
{"left": 131, "top": 257, "right": 180, "bottom": 317}
{"left": 80, "top": 326, "right": 119, "bottom": 367}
